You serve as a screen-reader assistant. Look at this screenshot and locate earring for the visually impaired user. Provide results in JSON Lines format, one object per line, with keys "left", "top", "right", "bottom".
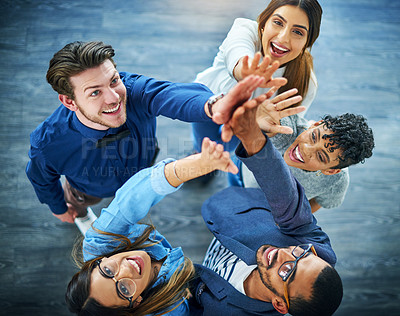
{"left": 316, "top": 170, "right": 322, "bottom": 177}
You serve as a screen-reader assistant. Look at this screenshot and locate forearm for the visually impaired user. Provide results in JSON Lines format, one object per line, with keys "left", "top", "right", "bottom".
{"left": 164, "top": 154, "right": 216, "bottom": 187}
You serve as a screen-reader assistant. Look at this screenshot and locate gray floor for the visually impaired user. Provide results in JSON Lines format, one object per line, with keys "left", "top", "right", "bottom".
{"left": 0, "top": 0, "right": 399, "bottom": 315}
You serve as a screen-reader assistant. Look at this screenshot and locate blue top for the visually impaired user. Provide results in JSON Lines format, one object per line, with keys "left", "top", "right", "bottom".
{"left": 26, "top": 72, "right": 212, "bottom": 214}
{"left": 190, "top": 137, "right": 335, "bottom": 315}
{"left": 84, "top": 158, "right": 189, "bottom": 315}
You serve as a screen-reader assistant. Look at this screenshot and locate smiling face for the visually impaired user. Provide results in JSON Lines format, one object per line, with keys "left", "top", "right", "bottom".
{"left": 261, "top": 5, "right": 309, "bottom": 65}
{"left": 256, "top": 244, "right": 328, "bottom": 306}
{"left": 284, "top": 122, "right": 343, "bottom": 174}
{"left": 90, "top": 250, "right": 153, "bottom": 308}
{"left": 62, "top": 59, "right": 127, "bottom": 130}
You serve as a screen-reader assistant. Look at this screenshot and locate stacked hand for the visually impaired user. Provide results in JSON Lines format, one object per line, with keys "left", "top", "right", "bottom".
{"left": 256, "top": 88, "right": 305, "bottom": 137}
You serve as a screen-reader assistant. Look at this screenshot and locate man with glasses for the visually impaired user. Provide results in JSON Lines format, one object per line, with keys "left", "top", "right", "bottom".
{"left": 190, "top": 94, "right": 343, "bottom": 315}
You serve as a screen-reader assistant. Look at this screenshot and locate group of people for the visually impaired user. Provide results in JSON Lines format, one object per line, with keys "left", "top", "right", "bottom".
{"left": 26, "top": 0, "right": 374, "bottom": 315}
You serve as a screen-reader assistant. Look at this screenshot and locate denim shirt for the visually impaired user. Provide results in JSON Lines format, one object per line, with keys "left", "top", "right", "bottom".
{"left": 83, "top": 159, "right": 189, "bottom": 315}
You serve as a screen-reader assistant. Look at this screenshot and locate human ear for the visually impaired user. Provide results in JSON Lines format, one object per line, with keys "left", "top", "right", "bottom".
{"left": 59, "top": 94, "right": 78, "bottom": 112}
{"left": 271, "top": 296, "right": 289, "bottom": 315}
{"left": 321, "top": 168, "right": 341, "bottom": 176}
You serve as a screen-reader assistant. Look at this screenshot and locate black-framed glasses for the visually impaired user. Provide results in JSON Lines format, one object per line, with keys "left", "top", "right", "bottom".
{"left": 95, "top": 258, "right": 137, "bottom": 308}
{"left": 277, "top": 244, "right": 318, "bottom": 309}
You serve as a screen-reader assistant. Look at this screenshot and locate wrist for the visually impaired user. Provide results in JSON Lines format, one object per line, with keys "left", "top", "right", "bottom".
{"left": 206, "top": 93, "right": 224, "bottom": 118}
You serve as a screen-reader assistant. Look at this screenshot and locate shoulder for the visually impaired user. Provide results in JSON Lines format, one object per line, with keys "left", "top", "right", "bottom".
{"left": 30, "top": 105, "right": 72, "bottom": 147}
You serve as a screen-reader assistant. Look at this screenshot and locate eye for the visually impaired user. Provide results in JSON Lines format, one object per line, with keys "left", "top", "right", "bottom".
{"left": 118, "top": 279, "right": 136, "bottom": 297}
{"left": 311, "top": 132, "right": 316, "bottom": 142}
{"left": 273, "top": 19, "right": 283, "bottom": 27}
{"left": 102, "top": 265, "right": 115, "bottom": 277}
{"left": 111, "top": 77, "right": 119, "bottom": 85}
{"left": 91, "top": 90, "right": 100, "bottom": 97}
{"left": 293, "top": 29, "right": 305, "bottom": 37}
{"left": 317, "top": 152, "right": 324, "bottom": 163}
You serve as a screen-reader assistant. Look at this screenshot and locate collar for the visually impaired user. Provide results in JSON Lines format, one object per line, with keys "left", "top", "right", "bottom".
{"left": 71, "top": 112, "right": 127, "bottom": 139}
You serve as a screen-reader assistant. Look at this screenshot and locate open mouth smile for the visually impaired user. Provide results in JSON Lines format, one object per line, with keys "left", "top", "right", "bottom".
{"left": 270, "top": 42, "right": 290, "bottom": 57}
{"left": 103, "top": 102, "right": 121, "bottom": 114}
{"left": 264, "top": 247, "right": 279, "bottom": 267}
{"left": 127, "top": 256, "right": 144, "bottom": 276}
{"left": 289, "top": 145, "right": 304, "bottom": 163}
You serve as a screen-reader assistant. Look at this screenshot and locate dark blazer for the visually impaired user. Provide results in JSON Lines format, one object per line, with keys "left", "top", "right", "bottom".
{"left": 190, "top": 139, "right": 336, "bottom": 315}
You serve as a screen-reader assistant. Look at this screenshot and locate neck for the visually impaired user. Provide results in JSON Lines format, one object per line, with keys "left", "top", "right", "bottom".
{"left": 244, "top": 268, "right": 273, "bottom": 302}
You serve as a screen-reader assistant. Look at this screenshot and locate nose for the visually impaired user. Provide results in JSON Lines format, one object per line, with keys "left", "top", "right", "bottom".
{"left": 104, "top": 87, "right": 119, "bottom": 105}
{"left": 277, "top": 26, "right": 291, "bottom": 44}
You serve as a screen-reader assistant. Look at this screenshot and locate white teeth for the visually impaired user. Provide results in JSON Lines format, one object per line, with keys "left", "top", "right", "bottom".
{"left": 294, "top": 146, "right": 304, "bottom": 162}
{"left": 272, "top": 42, "right": 289, "bottom": 52}
{"left": 268, "top": 248, "right": 278, "bottom": 265}
{"left": 103, "top": 103, "right": 120, "bottom": 113}
{"left": 129, "top": 259, "right": 141, "bottom": 274}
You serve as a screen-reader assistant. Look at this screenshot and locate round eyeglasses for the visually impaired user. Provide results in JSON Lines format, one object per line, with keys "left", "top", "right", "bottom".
{"left": 277, "top": 244, "right": 317, "bottom": 310}
{"left": 95, "top": 258, "right": 137, "bottom": 308}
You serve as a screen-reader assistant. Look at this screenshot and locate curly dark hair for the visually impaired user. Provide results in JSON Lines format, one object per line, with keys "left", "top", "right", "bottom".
{"left": 321, "top": 113, "right": 374, "bottom": 169}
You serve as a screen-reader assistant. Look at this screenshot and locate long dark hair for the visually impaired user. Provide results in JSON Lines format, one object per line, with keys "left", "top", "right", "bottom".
{"left": 65, "top": 225, "right": 195, "bottom": 316}
{"left": 257, "top": 0, "right": 323, "bottom": 105}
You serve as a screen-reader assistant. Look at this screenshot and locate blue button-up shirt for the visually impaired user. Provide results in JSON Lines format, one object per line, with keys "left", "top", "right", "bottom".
{"left": 84, "top": 159, "right": 188, "bottom": 315}
{"left": 26, "top": 72, "right": 212, "bottom": 214}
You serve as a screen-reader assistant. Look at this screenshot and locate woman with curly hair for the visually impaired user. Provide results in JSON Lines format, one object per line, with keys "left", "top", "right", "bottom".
{"left": 65, "top": 138, "right": 238, "bottom": 316}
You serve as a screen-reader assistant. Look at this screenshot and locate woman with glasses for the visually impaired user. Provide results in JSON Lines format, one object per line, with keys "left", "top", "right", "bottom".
{"left": 65, "top": 138, "right": 238, "bottom": 316}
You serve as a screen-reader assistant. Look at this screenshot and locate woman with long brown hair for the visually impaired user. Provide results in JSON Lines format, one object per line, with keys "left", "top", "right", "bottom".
{"left": 65, "top": 138, "right": 238, "bottom": 315}
{"left": 191, "top": 0, "right": 322, "bottom": 153}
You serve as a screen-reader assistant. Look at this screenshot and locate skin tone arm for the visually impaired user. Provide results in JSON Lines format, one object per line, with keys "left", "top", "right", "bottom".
{"left": 164, "top": 137, "right": 238, "bottom": 187}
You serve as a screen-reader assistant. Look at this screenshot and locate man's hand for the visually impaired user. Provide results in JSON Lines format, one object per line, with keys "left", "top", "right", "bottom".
{"left": 256, "top": 88, "right": 305, "bottom": 137}
{"left": 222, "top": 96, "right": 266, "bottom": 156}
{"left": 52, "top": 203, "right": 78, "bottom": 223}
{"left": 236, "top": 53, "right": 287, "bottom": 88}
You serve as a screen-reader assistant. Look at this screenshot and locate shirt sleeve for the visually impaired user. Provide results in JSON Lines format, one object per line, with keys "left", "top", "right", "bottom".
{"left": 83, "top": 159, "right": 182, "bottom": 260}
{"left": 25, "top": 140, "right": 67, "bottom": 215}
{"left": 221, "top": 18, "right": 260, "bottom": 77}
{"left": 236, "top": 137, "right": 314, "bottom": 236}
{"left": 123, "top": 72, "right": 213, "bottom": 122}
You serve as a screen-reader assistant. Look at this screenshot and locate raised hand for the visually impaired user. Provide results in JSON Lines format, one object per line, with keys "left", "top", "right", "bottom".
{"left": 199, "top": 137, "right": 238, "bottom": 174}
{"left": 256, "top": 88, "right": 305, "bottom": 137}
{"left": 239, "top": 53, "right": 287, "bottom": 88}
{"left": 211, "top": 75, "right": 266, "bottom": 125}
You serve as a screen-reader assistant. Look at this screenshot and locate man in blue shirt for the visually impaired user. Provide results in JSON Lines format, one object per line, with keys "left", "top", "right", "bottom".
{"left": 26, "top": 41, "right": 281, "bottom": 225}
{"left": 190, "top": 93, "right": 343, "bottom": 315}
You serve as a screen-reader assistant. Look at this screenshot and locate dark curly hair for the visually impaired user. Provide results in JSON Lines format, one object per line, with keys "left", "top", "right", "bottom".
{"left": 321, "top": 113, "right": 374, "bottom": 169}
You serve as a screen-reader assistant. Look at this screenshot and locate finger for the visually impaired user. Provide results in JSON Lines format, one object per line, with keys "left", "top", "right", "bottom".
{"left": 228, "top": 161, "right": 239, "bottom": 174}
{"left": 208, "top": 140, "right": 216, "bottom": 154}
{"left": 214, "top": 144, "right": 224, "bottom": 159}
{"left": 279, "top": 105, "right": 306, "bottom": 118}
{"left": 201, "top": 137, "right": 211, "bottom": 154}
{"left": 221, "top": 124, "right": 233, "bottom": 143}
{"left": 242, "top": 55, "right": 250, "bottom": 72}
{"left": 275, "top": 95, "right": 303, "bottom": 111}
{"left": 266, "top": 86, "right": 279, "bottom": 99}
{"left": 250, "top": 53, "right": 261, "bottom": 71}
{"left": 270, "top": 125, "right": 295, "bottom": 135}
{"left": 271, "top": 88, "right": 299, "bottom": 104}
{"left": 263, "top": 60, "right": 280, "bottom": 79}
{"left": 258, "top": 54, "right": 271, "bottom": 72}
{"left": 264, "top": 77, "right": 287, "bottom": 89}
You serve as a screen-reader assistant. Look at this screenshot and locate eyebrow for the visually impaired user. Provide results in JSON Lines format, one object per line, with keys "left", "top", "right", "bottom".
{"left": 287, "top": 252, "right": 311, "bottom": 285}
{"left": 84, "top": 71, "right": 119, "bottom": 93}
{"left": 272, "top": 14, "right": 309, "bottom": 32}
{"left": 317, "top": 129, "right": 331, "bottom": 163}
